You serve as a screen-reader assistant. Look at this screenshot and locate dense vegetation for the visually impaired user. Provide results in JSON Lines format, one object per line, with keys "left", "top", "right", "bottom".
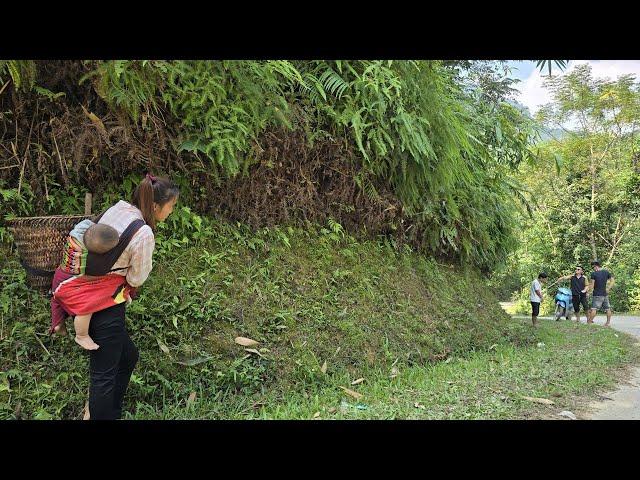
{"left": 0, "top": 60, "right": 536, "bottom": 271}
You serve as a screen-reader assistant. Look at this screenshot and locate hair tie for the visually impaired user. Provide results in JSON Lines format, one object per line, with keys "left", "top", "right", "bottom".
{"left": 146, "top": 173, "right": 157, "bottom": 184}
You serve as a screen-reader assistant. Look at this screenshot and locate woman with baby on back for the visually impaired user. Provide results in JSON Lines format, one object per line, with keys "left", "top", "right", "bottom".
{"left": 50, "top": 173, "right": 179, "bottom": 420}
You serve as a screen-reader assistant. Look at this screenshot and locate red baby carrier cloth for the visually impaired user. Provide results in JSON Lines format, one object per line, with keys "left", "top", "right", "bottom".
{"left": 49, "top": 218, "right": 146, "bottom": 334}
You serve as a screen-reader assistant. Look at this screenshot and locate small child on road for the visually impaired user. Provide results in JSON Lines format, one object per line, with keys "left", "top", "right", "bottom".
{"left": 530, "top": 272, "right": 548, "bottom": 327}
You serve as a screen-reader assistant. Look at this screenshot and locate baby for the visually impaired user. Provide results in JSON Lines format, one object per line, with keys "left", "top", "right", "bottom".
{"left": 69, "top": 220, "right": 119, "bottom": 350}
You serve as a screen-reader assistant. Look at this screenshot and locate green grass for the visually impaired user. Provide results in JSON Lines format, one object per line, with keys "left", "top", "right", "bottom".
{"left": 129, "top": 319, "right": 639, "bottom": 419}
{"left": 1, "top": 216, "right": 637, "bottom": 420}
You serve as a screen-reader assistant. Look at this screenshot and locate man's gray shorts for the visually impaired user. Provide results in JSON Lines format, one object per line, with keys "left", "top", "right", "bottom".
{"left": 591, "top": 295, "right": 612, "bottom": 311}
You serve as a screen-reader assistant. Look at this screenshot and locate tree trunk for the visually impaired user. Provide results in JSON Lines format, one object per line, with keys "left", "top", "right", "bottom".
{"left": 605, "top": 215, "right": 625, "bottom": 265}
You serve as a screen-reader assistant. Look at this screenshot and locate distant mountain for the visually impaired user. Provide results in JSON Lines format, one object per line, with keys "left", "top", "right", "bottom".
{"left": 506, "top": 99, "right": 570, "bottom": 143}
{"left": 537, "top": 127, "right": 567, "bottom": 142}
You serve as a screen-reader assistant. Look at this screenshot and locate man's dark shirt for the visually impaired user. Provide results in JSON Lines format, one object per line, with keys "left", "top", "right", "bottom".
{"left": 570, "top": 275, "right": 586, "bottom": 296}
{"left": 591, "top": 269, "right": 612, "bottom": 297}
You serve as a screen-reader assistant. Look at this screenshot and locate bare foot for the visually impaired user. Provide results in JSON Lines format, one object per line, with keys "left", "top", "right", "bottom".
{"left": 75, "top": 334, "right": 99, "bottom": 350}
{"left": 54, "top": 323, "right": 68, "bottom": 336}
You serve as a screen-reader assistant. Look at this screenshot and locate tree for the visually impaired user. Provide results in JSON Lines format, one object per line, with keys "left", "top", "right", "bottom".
{"left": 537, "top": 64, "right": 640, "bottom": 261}
{"left": 535, "top": 60, "right": 569, "bottom": 77}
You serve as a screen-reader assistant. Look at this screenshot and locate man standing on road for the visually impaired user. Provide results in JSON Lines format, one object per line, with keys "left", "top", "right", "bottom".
{"left": 587, "top": 260, "right": 615, "bottom": 327}
{"left": 530, "top": 272, "right": 548, "bottom": 327}
{"left": 557, "top": 265, "right": 588, "bottom": 324}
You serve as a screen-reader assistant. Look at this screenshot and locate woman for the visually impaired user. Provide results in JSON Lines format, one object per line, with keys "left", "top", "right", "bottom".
{"left": 84, "top": 173, "right": 179, "bottom": 420}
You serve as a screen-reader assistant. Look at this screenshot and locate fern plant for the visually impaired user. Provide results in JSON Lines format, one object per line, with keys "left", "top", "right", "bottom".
{"left": 0, "top": 60, "right": 37, "bottom": 92}
{"left": 76, "top": 59, "right": 536, "bottom": 270}
{"left": 80, "top": 60, "right": 162, "bottom": 123}
{"left": 173, "top": 61, "right": 306, "bottom": 175}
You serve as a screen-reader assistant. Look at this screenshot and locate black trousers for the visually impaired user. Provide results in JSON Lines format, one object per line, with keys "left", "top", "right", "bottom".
{"left": 88, "top": 302, "right": 138, "bottom": 420}
{"left": 572, "top": 293, "right": 589, "bottom": 313}
{"left": 531, "top": 301, "right": 540, "bottom": 316}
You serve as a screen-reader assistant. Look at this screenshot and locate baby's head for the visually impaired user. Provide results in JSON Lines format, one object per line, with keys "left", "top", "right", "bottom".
{"left": 83, "top": 224, "right": 119, "bottom": 254}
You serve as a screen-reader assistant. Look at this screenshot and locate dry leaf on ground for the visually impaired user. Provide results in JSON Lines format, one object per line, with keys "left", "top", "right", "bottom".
{"left": 235, "top": 337, "right": 259, "bottom": 347}
{"left": 157, "top": 338, "right": 170, "bottom": 354}
{"left": 340, "top": 386, "right": 363, "bottom": 400}
{"left": 321, "top": 361, "right": 327, "bottom": 374}
{"left": 351, "top": 378, "right": 364, "bottom": 385}
{"left": 521, "top": 395, "right": 554, "bottom": 405}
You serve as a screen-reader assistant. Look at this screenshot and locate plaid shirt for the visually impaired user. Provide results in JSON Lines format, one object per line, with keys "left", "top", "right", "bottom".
{"left": 97, "top": 200, "right": 155, "bottom": 287}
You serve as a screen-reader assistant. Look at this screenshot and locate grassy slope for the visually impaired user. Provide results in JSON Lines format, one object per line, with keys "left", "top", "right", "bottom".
{"left": 239, "top": 321, "right": 639, "bottom": 420}
{"left": 1, "top": 220, "right": 636, "bottom": 419}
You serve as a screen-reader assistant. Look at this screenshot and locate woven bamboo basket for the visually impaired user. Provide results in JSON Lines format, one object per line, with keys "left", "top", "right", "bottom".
{"left": 6, "top": 214, "right": 96, "bottom": 292}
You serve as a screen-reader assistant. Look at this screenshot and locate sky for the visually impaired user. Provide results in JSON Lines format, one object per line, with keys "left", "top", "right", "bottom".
{"left": 506, "top": 60, "right": 640, "bottom": 115}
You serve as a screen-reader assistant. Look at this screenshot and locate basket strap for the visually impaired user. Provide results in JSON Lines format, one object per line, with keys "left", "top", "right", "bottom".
{"left": 19, "top": 259, "right": 55, "bottom": 278}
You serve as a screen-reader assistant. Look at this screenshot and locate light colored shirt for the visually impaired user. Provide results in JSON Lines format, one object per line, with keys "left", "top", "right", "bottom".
{"left": 97, "top": 200, "right": 155, "bottom": 287}
{"left": 530, "top": 279, "right": 542, "bottom": 303}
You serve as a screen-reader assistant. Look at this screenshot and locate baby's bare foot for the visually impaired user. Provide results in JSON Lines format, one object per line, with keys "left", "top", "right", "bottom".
{"left": 75, "top": 335, "right": 99, "bottom": 350}
{"left": 54, "top": 323, "right": 68, "bottom": 336}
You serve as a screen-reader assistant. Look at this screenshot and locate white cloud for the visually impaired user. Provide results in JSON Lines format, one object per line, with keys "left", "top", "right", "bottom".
{"left": 517, "top": 68, "right": 549, "bottom": 114}
{"left": 515, "top": 60, "right": 640, "bottom": 115}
